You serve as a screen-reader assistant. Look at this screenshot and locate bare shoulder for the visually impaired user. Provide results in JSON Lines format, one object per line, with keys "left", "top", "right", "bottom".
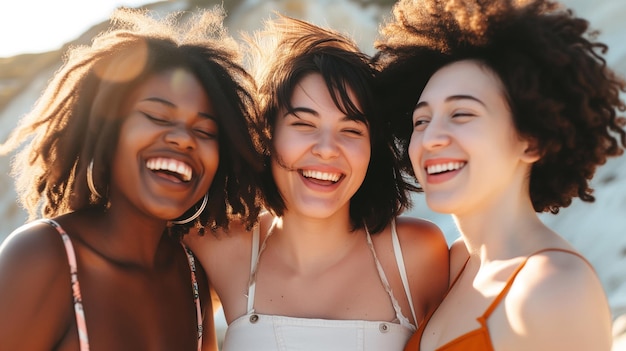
{"left": 503, "top": 250, "right": 612, "bottom": 350}
{"left": 0, "top": 220, "right": 74, "bottom": 349}
{"left": 394, "top": 216, "right": 447, "bottom": 248}
{"left": 394, "top": 216, "right": 449, "bottom": 269}
{"left": 0, "top": 220, "right": 69, "bottom": 277}
{"left": 448, "top": 237, "right": 467, "bottom": 257}
{"left": 393, "top": 216, "right": 450, "bottom": 317}
{"left": 448, "top": 238, "right": 469, "bottom": 280}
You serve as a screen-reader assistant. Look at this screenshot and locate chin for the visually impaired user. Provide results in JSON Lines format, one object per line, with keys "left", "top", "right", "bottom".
{"left": 290, "top": 203, "right": 342, "bottom": 219}
{"left": 424, "top": 195, "right": 457, "bottom": 215}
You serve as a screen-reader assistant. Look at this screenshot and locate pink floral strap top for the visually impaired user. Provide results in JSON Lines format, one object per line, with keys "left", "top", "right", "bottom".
{"left": 43, "top": 219, "right": 203, "bottom": 351}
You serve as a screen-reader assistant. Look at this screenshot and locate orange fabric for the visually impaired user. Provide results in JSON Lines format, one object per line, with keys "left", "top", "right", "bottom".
{"left": 404, "top": 248, "right": 589, "bottom": 351}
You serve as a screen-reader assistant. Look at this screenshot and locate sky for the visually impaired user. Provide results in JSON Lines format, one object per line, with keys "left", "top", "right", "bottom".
{"left": 0, "top": 0, "right": 151, "bottom": 58}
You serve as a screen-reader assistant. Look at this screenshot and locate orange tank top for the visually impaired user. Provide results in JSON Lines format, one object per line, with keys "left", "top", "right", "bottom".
{"left": 404, "top": 248, "right": 590, "bottom": 351}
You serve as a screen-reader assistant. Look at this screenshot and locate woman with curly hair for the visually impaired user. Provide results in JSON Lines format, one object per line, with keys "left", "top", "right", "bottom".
{"left": 185, "top": 14, "right": 449, "bottom": 350}
{"left": 374, "top": 0, "right": 626, "bottom": 350}
{"left": 0, "top": 7, "right": 263, "bottom": 351}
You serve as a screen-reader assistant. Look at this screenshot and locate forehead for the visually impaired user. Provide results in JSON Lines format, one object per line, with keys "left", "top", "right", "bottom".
{"left": 135, "top": 69, "right": 203, "bottom": 97}
{"left": 290, "top": 73, "right": 365, "bottom": 119}
{"left": 292, "top": 74, "right": 357, "bottom": 101}
{"left": 420, "top": 60, "right": 504, "bottom": 101}
{"left": 125, "top": 68, "right": 214, "bottom": 113}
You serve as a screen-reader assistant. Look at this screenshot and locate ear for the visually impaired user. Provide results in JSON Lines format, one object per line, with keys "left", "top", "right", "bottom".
{"left": 520, "top": 138, "right": 541, "bottom": 164}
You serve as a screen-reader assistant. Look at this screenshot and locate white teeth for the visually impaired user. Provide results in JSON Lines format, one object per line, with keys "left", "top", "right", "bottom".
{"left": 301, "top": 170, "right": 341, "bottom": 182}
{"left": 426, "top": 162, "right": 465, "bottom": 175}
{"left": 146, "top": 157, "right": 193, "bottom": 182}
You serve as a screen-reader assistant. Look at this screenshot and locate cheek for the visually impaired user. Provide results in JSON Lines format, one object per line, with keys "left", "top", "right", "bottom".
{"left": 113, "top": 123, "right": 143, "bottom": 167}
{"left": 198, "top": 142, "right": 219, "bottom": 188}
{"left": 270, "top": 157, "right": 291, "bottom": 196}
{"left": 408, "top": 134, "right": 422, "bottom": 171}
{"left": 351, "top": 142, "right": 371, "bottom": 175}
{"left": 273, "top": 130, "right": 303, "bottom": 166}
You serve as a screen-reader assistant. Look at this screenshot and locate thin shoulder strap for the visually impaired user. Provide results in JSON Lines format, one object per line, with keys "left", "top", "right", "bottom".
{"left": 481, "top": 248, "right": 590, "bottom": 320}
{"left": 42, "top": 219, "right": 90, "bottom": 351}
{"left": 390, "top": 219, "right": 418, "bottom": 327}
{"left": 366, "top": 224, "right": 416, "bottom": 331}
{"left": 246, "top": 224, "right": 261, "bottom": 313}
{"left": 181, "top": 244, "right": 204, "bottom": 351}
{"left": 246, "top": 217, "right": 280, "bottom": 313}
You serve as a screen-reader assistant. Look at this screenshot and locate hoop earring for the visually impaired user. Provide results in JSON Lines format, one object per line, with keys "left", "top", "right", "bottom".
{"left": 170, "top": 193, "right": 208, "bottom": 225}
{"left": 87, "top": 160, "right": 102, "bottom": 198}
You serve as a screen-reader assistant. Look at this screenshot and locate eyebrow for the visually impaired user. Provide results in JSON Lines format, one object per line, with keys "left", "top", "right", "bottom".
{"left": 142, "top": 97, "right": 216, "bottom": 120}
{"left": 284, "top": 106, "right": 363, "bottom": 123}
{"left": 284, "top": 106, "right": 318, "bottom": 118}
{"left": 414, "top": 94, "right": 486, "bottom": 111}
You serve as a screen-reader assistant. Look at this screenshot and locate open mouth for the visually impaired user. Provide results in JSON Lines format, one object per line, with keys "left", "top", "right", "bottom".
{"left": 426, "top": 161, "right": 466, "bottom": 175}
{"left": 146, "top": 157, "right": 193, "bottom": 183}
{"left": 300, "top": 169, "right": 343, "bottom": 184}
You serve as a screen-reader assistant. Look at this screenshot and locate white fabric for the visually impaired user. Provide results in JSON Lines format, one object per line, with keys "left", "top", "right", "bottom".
{"left": 222, "top": 218, "right": 416, "bottom": 351}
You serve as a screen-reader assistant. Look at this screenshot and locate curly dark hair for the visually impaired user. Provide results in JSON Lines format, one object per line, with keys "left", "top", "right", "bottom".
{"left": 373, "top": 0, "right": 626, "bottom": 213}
{"left": 0, "top": 7, "right": 265, "bottom": 236}
{"left": 244, "top": 14, "right": 415, "bottom": 233}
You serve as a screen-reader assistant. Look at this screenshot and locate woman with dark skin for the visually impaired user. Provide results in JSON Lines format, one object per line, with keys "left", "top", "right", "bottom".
{"left": 0, "top": 7, "right": 263, "bottom": 351}
{"left": 185, "top": 15, "right": 449, "bottom": 351}
{"left": 374, "top": 0, "right": 626, "bottom": 350}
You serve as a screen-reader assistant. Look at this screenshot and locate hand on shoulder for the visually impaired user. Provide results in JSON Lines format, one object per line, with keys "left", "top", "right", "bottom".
{"left": 183, "top": 212, "right": 271, "bottom": 324}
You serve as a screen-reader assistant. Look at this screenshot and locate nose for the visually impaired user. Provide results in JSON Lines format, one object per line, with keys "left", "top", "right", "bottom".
{"left": 420, "top": 118, "right": 451, "bottom": 150}
{"left": 164, "top": 125, "right": 196, "bottom": 151}
{"left": 311, "top": 130, "right": 340, "bottom": 159}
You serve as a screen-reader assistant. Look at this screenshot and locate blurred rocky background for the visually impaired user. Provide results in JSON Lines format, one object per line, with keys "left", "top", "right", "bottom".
{"left": 0, "top": 0, "right": 624, "bottom": 349}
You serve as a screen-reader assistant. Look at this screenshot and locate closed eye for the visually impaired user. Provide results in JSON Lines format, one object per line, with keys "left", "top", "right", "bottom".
{"left": 450, "top": 110, "right": 478, "bottom": 123}
{"left": 452, "top": 111, "right": 476, "bottom": 118}
{"left": 341, "top": 121, "right": 367, "bottom": 136}
{"left": 340, "top": 116, "right": 368, "bottom": 137}
{"left": 291, "top": 120, "right": 313, "bottom": 126}
{"left": 285, "top": 112, "right": 316, "bottom": 129}
{"left": 342, "top": 128, "right": 365, "bottom": 136}
{"left": 193, "top": 128, "right": 217, "bottom": 139}
{"left": 141, "top": 112, "right": 172, "bottom": 125}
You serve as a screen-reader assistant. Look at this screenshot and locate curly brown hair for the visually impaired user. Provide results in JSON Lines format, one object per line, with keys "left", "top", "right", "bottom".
{"left": 0, "top": 7, "right": 265, "bottom": 235}
{"left": 373, "top": 0, "right": 626, "bottom": 213}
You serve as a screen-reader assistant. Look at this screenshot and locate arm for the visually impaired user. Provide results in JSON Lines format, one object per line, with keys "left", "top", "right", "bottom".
{"left": 183, "top": 218, "right": 257, "bottom": 324}
{"left": 200, "top": 294, "right": 219, "bottom": 351}
{"left": 190, "top": 254, "right": 219, "bottom": 351}
{"left": 0, "top": 222, "right": 74, "bottom": 350}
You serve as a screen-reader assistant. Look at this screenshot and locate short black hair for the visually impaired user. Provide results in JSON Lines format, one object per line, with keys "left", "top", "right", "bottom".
{"left": 246, "top": 14, "right": 415, "bottom": 233}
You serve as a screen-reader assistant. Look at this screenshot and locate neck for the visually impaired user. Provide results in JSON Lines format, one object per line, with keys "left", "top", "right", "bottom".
{"left": 81, "top": 205, "right": 172, "bottom": 269}
{"left": 269, "top": 211, "right": 363, "bottom": 274}
{"left": 453, "top": 195, "right": 547, "bottom": 263}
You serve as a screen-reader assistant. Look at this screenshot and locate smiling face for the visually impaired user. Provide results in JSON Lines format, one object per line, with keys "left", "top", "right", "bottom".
{"left": 271, "top": 73, "right": 371, "bottom": 220}
{"left": 110, "top": 68, "right": 219, "bottom": 222}
{"left": 409, "top": 60, "right": 537, "bottom": 217}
